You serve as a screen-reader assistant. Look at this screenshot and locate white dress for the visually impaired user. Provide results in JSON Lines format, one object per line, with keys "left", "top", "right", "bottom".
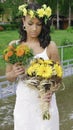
{"left": 14, "top": 48, "right": 59, "bottom": 130}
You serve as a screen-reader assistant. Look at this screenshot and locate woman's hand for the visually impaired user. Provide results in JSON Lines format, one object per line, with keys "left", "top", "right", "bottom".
{"left": 43, "top": 91, "right": 52, "bottom": 103}
{"left": 13, "top": 63, "right": 25, "bottom": 78}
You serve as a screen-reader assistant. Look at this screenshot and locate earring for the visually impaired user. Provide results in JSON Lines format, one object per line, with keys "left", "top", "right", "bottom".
{"left": 23, "top": 25, "right": 26, "bottom": 31}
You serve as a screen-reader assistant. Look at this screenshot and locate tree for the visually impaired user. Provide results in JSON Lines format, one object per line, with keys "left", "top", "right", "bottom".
{"left": 0, "top": 3, "right": 5, "bottom": 21}
{"left": 3, "top": 0, "right": 26, "bottom": 21}
{"left": 68, "top": 0, "right": 73, "bottom": 26}
{"left": 60, "top": 0, "right": 73, "bottom": 26}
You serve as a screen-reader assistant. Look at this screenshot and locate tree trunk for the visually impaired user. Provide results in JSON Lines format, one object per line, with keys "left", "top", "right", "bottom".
{"left": 57, "top": 0, "right": 59, "bottom": 29}
{"left": 68, "top": 1, "right": 71, "bottom": 26}
{"left": 27, "top": 0, "right": 36, "bottom": 2}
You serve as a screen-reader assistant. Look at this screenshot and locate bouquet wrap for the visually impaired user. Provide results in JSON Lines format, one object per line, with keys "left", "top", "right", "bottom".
{"left": 26, "top": 58, "right": 63, "bottom": 120}
{"left": 39, "top": 88, "right": 50, "bottom": 120}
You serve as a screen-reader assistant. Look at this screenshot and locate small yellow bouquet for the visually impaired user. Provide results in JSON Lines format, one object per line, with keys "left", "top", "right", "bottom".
{"left": 3, "top": 44, "right": 33, "bottom": 65}
{"left": 26, "top": 58, "right": 63, "bottom": 120}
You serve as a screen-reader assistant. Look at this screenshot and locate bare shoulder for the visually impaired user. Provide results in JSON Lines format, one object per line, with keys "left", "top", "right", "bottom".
{"left": 48, "top": 41, "right": 58, "bottom": 49}
{"left": 9, "top": 39, "right": 20, "bottom": 45}
{"left": 47, "top": 41, "right": 59, "bottom": 54}
{"left": 47, "top": 41, "right": 60, "bottom": 63}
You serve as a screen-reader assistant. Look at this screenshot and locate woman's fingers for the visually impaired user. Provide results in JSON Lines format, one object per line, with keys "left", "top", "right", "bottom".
{"left": 13, "top": 63, "right": 25, "bottom": 76}
{"left": 43, "top": 91, "right": 52, "bottom": 102}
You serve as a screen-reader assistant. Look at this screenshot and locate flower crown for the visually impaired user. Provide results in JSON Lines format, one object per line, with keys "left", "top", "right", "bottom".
{"left": 18, "top": 4, "right": 52, "bottom": 24}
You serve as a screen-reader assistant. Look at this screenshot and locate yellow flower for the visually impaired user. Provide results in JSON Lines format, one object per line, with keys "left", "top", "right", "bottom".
{"left": 18, "top": 4, "right": 27, "bottom": 11}
{"left": 37, "top": 8, "right": 45, "bottom": 17}
{"left": 54, "top": 64, "right": 63, "bottom": 77}
{"left": 24, "top": 45, "right": 30, "bottom": 54}
{"left": 37, "top": 58, "right": 44, "bottom": 64}
{"left": 4, "top": 48, "right": 9, "bottom": 53}
{"left": 4, "top": 54, "right": 9, "bottom": 61}
{"left": 44, "top": 60, "right": 53, "bottom": 65}
{"left": 27, "top": 66, "right": 34, "bottom": 76}
{"left": 27, "top": 63, "right": 40, "bottom": 76}
{"left": 33, "top": 63, "right": 40, "bottom": 72}
{"left": 42, "top": 4, "right": 47, "bottom": 9}
{"left": 30, "top": 60, "right": 36, "bottom": 65}
{"left": 36, "top": 64, "right": 52, "bottom": 78}
{"left": 18, "top": 4, "right": 52, "bottom": 24}
{"left": 45, "top": 7, "right": 52, "bottom": 17}
{"left": 23, "top": 8, "right": 27, "bottom": 16}
{"left": 28, "top": 10, "right": 35, "bottom": 18}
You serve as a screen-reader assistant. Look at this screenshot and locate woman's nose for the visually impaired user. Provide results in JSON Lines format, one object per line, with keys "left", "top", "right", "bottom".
{"left": 33, "top": 24, "right": 37, "bottom": 30}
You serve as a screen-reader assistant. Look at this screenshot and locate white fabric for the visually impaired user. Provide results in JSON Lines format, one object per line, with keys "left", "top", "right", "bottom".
{"left": 14, "top": 48, "right": 59, "bottom": 130}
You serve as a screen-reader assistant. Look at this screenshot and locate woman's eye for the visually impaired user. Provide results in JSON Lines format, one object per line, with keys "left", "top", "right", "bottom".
{"left": 37, "top": 23, "right": 42, "bottom": 26}
{"left": 28, "top": 23, "right": 33, "bottom": 25}
{"left": 28, "top": 22, "right": 42, "bottom": 26}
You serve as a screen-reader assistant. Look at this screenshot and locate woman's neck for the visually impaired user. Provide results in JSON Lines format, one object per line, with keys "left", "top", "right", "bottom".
{"left": 26, "top": 37, "right": 39, "bottom": 44}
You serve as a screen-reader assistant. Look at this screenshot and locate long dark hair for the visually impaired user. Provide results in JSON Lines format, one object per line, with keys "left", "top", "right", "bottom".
{"left": 19, "top": 2, "right": 51, "bottom": 48}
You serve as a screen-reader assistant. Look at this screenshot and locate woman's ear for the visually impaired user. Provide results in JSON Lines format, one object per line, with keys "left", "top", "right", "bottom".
{"left": 22, "top": 17, "right": 25, "bottom": 26}
{"left": 22, "top": 17, "right": 26, "bottom": 30}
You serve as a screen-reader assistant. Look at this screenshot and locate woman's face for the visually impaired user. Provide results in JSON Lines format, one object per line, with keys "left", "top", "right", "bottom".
{"left": 23, "top": 15, "right": 42, "bottom": 38}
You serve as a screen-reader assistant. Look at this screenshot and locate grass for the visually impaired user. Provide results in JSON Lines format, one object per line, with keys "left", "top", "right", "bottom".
{"left": 0, "top": 29, "right": 73, "bottom": 73}
{"left": 51, "top": 30, "right": 73, "bottom": 62}
{"left": 56, "top": 76, "right": 73, "bottom": 130}
{"left": 0, "top": 30, "right": 19, "bottom": 54}
{"left": 51, "top": 30, "right": 73, "bottom": 45}
{"left": 0, "top": 30, "right": 19, "bottom": 74}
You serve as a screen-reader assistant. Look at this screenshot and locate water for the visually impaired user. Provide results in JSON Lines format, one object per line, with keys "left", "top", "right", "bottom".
{"left": 0, "top": 76, "right": 73, "bottom": 130}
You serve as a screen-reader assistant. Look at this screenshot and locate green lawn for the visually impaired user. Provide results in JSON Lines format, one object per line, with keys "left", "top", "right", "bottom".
{"left": 51, "top": 30, "right": 73, "bottom": 45}
{"left": 0, "top": 30, "right": 19, "bottom": 54}
{"left": 0, "top": 30, "right": 73, "bottom": 73}
{"left": 0, "top": 29, "right": 73, "bottom": 54}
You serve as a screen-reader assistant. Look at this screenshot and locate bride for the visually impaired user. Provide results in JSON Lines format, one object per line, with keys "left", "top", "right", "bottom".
{"left": 6, "top": 2, "right": 60, "bottom": 130}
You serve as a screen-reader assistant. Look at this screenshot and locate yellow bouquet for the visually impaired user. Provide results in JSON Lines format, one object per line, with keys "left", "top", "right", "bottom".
{"left": 26, "top": 58, "right": 63, "bottom": 120}
{"left": 3, "top": 44, "right": 33, "bottom": 65}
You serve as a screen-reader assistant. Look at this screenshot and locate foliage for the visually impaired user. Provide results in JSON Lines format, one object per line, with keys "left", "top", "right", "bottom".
{"left": 18, "top": 4, "right": 52, "bottom": 24}
{"left": 50, "top": 25, "right": 55, "bottom": 33}
{"left": 66, "top": 26, "right": 73, "bottom": 33}
{"left": 0, "top": 22, "right": 20, "bottom": 31}
{"left": 36, "top": 0, "right": 56, "bottom": 13}
{"left": 3, "top": 44, "right": 33, "bottom": 65}
{"left": 0, "top": 26, "right": 4, "bottom": 31}
{"left": 61, "top": 38, "right": 73, "bottom": 46}
{"left": 0, "top": 3, "right": 5, "bottom": 15}
{"left": 2, "top": 0, "right": 25, "bottom": 21}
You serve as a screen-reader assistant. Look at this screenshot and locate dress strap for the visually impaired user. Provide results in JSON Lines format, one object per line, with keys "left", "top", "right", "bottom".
{"left": 9, "top": 40, "right": 20, "bottom": 45}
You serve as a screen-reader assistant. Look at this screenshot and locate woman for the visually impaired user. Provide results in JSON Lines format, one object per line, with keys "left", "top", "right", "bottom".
{"left": 6, "top": 2, "right": 60, "bottom": 130}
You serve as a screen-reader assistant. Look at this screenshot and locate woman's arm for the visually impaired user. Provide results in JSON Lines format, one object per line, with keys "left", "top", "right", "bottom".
{"left": 47, "top": 41, "right": 60, "bottom": 64}
{"left": 6, "top": 63, "right": 25, "bottom": 82}
{"left": 44, "top": 41, "right": 60, "bottom": 103}
{"left": 6, "top": 40, "right": 25, "bottom": 82}
{"left": 6, "top": 64, "right": 17, "bottom": 82}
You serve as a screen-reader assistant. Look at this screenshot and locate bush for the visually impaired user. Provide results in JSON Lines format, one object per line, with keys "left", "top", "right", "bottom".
{"left": 0, "top": 22, "right": 20, "bottom": 31}
{"left": 0, "top": 26, "right": 4, "bottom": 31}
{"left": 61, "top": 38, "right": 73, "bottom": 46}
{"left": 50, "top": 25, "right": 55, "bottom": 33}
{"left": 66, "top": 26, "right": 73, "bottom": 33}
